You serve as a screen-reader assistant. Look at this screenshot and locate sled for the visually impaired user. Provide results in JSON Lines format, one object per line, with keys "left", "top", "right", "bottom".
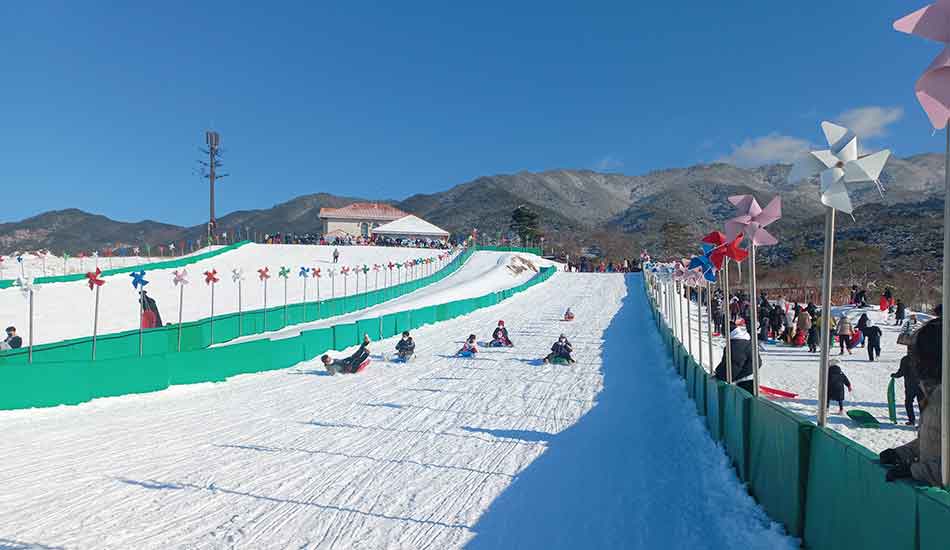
{"left": 759, "top": 385, "right": 798, "bottom": 399}
{"left": 355, "top": 359, "right": 371, "bottom": 373}
{"left": 488, "top": 340, "right": 512, "bottom": 348}
{"left": 457, "top": 351, "right": 476, "bottom": 358}
{"left": 887, "top": 378, "right": 898, "bottom": 424}
{"left": 549, "top": 357, "right": 571, "bottom": 366}
{"left": 847, "top": 409, "right": 880, "bottom": 428}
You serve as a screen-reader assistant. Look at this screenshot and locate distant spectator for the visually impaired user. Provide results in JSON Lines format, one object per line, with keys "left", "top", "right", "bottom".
{"left": 714, "top": 319, "right": 755, "bottom": 394}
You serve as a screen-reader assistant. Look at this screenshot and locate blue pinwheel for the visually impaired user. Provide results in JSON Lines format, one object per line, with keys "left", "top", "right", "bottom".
{"left": 130, "top": 270, "right": 149, "bottom": 290}
{"left": 687, "top": 244, "right": 718, "bottom": 283}
{"left": 299, "top": 267, "right": 310, "bottom": 278}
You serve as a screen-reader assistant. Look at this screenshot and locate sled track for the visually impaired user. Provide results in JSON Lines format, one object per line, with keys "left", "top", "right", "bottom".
{"left": 1, "top": 273, "right": 619, "bottom": 549}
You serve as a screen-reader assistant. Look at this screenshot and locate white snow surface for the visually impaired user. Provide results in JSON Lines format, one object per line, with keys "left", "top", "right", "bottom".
{"left": 0, "top": 274, "right": 795, "bottom": 549}
{"left": 663, "top": 286, "right": 919, "bottom": 454}
{"left": 0, "top": 244, "right": 457, "bottom": 346}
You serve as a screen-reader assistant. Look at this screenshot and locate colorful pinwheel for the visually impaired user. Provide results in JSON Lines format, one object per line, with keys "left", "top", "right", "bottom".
{"left": 724, "top": 195, "right": 782, "bottom": 246}
{"left": 86, "top": 268, "right": 105, "bottom": 290}
{"left": 312, "top": 267, "right": 321, "bottom": 278}
{"left": 130, "top": 270, "right": 149, "bottom": 290}
{"left": 895, "top": 1, "right": 950, "bottom": 129}
{"left": 173, "top": 269, "right": 189, "bottom": 286}
{"left": 258, "top": 267, "right": 270, "bottom": 281}
{"left": 687, "top": 246, "right": 717, "bottom": 283}
{"left": 788, "top": 122, "right": 890, "bottom": 215}
{"left": 278, "top": 266, "right": 290, "bottom": 279}
{"left": 299, "top": 267, "right": 310, "bottom": 278}
{"left": 204, "top": 269, "right": 219, "bottom": 285}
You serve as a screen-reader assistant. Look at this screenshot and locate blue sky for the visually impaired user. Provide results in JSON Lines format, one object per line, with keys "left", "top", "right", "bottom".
{"left": 0, "top": 1, "right": 941, "bottom": 225}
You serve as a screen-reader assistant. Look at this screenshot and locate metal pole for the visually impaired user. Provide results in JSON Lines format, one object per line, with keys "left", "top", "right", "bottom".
{"left": 28, "top": 289, "right": 33, "bottom": 364}
{"left": 817, "top": 207, "right": 836, "bottom": 427}
{"left": 283, "top": 279, "right": 288, "bottom": 326}
{"left": 138, "top": 290, "right": 144, "bottom": 357}
{"left": 177, "top": 284, "right": 184, "bottom": 352}
{"left": 262, "top": 279, "right": 268, "bottom": 333}
{"left": 724, "top": 259, "right": 733, "bottom": 383}
{"left": 749, "top": 243, "right": 760, "bottom": 397}
{"left": 706, "top": 280, "right": 714, "bottom": 373}
{"left": 209, "top": 284, "right": 215, "bottom": 345}
{"left": 303, "top": 277, "right": 308, "bottom": 320}
{"left": 686, "top": 286, "right": 693, "bottom": 357}
{"left": 697, "top": 284, "right": 703, "bottom": 368}
{"left": 942, "top": 122, "right": 950, "bottom": 487}
{"left": 238, "top": 280, "right": 243, "bottom": 335}
{"left": 92, "top": 286, "right": 100, "bottom": 361}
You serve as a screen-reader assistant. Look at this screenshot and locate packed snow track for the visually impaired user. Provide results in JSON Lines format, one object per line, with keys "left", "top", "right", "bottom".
{"left": 1, "top": 274, "right": 795, "bottom": 549}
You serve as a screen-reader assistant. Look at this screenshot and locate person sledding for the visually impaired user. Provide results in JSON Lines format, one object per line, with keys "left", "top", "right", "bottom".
{"left": 563, "top": 308, "right": 575, "bottom": 321}
{"left": 489, "top": 320, "right": 514, "bottom": 347}
{"left": 544, "top": 334, "right": 576, "bottom": 364}
{"left": 321, "top": 334, "right": 371, "bottom": 375}
{"left": 456, "top": 334, "right": 478, "bottom": 357}
{"left": 394, "top": 331, "right": 415, "bottom": 362}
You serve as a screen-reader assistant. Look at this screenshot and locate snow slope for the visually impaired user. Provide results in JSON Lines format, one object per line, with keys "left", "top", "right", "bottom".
{"left": 664, "top": 286, "right": 919, "bottom": 453}
{"left": 223, "top": 250, "right": 555, "bottom": 345}
{"left": 0, "top": 244, "right": 456, "bottom": 347}
{"left": 0, "top": 274, "right": 793, "bottom": 549}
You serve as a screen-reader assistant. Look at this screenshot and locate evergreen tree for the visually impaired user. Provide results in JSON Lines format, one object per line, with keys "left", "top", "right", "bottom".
{"left": 510, "top": 206, "right": 540, "bottom": 247}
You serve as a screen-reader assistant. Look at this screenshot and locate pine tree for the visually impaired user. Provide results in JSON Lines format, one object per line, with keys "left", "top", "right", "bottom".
{"left": 510, "top": 206, "right": 540, "bottom": 247}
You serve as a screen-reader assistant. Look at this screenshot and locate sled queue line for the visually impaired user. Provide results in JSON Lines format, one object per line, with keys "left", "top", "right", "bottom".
{"left": 643, "top": 271, "right": 949, "bottom": 550}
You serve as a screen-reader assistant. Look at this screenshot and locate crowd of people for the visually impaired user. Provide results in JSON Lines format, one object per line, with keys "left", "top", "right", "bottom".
{"left": 563, "top": 258, "right": 641, "bottom": 273}
{"left": 259, "top": 232, "right": 453, "bottom": 249}
{"left": 684, "top": 280, "right": 944, "bottom": 487}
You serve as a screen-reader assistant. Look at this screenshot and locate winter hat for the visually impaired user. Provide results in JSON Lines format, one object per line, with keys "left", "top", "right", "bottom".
{"left": 498, "top": 320, "right": 505, "bottom": 326}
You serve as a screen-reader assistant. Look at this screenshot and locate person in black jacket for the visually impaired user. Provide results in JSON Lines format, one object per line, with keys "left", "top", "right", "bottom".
{"left": 3, "top": 326, "right": 23, "bottom": 350}
{"left": 827, "top": 360, "right": 853, "bottom": 414}
{"left": 892, "top": 355, "right": 924, "bottom": 426}
{"left": 863, "top": 319, "right": 882, "bottom": 361}
{"left": 395, "top": 331, "right": 415, "bottom": 361}
{"left": 321, "top": 335, "right": 371, "bottom": 375}
{"left": 894, "top": 300, "right": 906, "bottom": 326}
{"left": 714, "top": 320, "right": 755, "bottom": 394}
{"left": 544, "top": 334, "right": 575, "bottom": 364}
{"left": 491, "top": 320, "right": 513, "bottom": 347}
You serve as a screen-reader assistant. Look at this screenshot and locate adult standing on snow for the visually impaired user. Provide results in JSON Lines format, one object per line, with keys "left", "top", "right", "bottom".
{"left": 863, "top": 319, "right": 882, "bottom": 361}
{"left": 332, "top": 248, "right": 340, "bottom": 264}
{"left": 893, "top": 354, "right": 924, "bottom": 426}
{"left": 895, "top": 300, "right": 907, "bottom": 327}
{"left": 836, "top": 314, "right": 854, "bottom": 355}
{"left": 713, "top": 319, "right": 755, "bottom": 395}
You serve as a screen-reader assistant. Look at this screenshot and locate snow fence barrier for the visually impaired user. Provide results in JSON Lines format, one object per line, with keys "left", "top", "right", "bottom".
{"left": 0, "top": 246, "right": 474, "bottom": 365}
{"left": 0, "top": 263, "right": 556, "bottom": 411}
{"left": 643, "top": 276, "right": 950, "bottom": 549}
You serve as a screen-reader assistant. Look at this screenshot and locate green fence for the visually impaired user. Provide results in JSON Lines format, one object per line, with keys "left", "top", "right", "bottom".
{"left": 643, "top": 275, "right": 950, "bottom": 550}
{"left": 0, "top": 247, "right": 473, "bottom": 365}
{"left": 0, "top": 261, "right": 556, "bottom": 411}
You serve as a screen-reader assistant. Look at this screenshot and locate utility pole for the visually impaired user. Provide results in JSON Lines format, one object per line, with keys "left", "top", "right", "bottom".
{"left": 199, "top": 130, "right": 228, "bottom": 242}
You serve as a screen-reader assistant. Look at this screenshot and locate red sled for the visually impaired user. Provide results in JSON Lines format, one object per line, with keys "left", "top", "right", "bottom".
{"left": 355, "top": 359, "right": 371, "bottom": 373}
{"left": 760, "top": 385, "right": 798, "bottom": 399}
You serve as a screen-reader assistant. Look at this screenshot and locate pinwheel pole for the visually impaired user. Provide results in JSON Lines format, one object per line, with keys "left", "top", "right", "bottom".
{"left": 130, "top": 271, "right": 148, "bottom": 356}
{"left": 314, "top": 268, "right": 322, "bottom": 318}
{"left": 259, "top": 268, "right": 270, "bottom": 333}
{"left": 894, "top": 5, "right": 950, "bottom": 485}
{"left": 279, "top": 267, "right": 290, "bottom": 326}
{"left": 685, "top": 277, "right": 693, "bottom": 358}
{"left": 790, "top": 122, "right": 889, "bottom": 427}
{"left": 173, "top": 270, "right": 188, "bottom": 352}
{"left": 299, "top": 268, "right": 310, "bottom": 320}
{"left": 15, "top": 278, "right": 36, "bottom": 363}
{"left": 722, "top": 259, "right": 733, "bottom": 382}
{"left": 233, "top": 269, "right": 245, "bottom": 335}
{"left": 706, "top": 280, "right": 714, "bottom": 372}
{"left": 86, "top": 269, "right": 105, "bottom": 360}
{"left": 204, "top": 270, "right": 219, "bottom": 345}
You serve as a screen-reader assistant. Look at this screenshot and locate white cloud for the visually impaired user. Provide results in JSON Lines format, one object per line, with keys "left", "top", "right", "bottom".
{"left": 594, "top": 154, "right": 624, "bottom": 172}
{"left": 836, "top": 106, "right": 904, "bottom": 140}
{"left": 718, "top": 134, "right": 811, "bottom": 167}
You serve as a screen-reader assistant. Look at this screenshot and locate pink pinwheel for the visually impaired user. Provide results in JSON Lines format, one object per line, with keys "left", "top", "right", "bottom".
{"left": 258, "top": 267, "right": 270, "bottom": 281}
{"left": 895, "top": 1, "right": 950, "bottom": 128}
{"left": 173, "top": 269, "right": 189, "bottom": 286}
{"left": 724, "top": 195, "right": 782, "bottom": 246}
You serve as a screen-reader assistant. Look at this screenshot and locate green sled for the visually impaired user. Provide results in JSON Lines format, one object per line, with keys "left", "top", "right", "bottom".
{"left": 847, "top": 409, "right": 880, "bottom": 428}
{"left": 550, "top": 357, "right": 571, "bottom": 366}
{"left": 887, "top": 378, "right": 898, "bottom": 424}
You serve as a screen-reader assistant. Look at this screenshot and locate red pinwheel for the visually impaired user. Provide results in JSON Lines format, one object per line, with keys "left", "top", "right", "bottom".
{"left": 258, "top": 267, "right": 270, "bottom": 281}
{"left": 701, "top": 231, "right": 747, "bottom": 270}
{"left": 388, "top": 262, "right": 394, "bottom": 270}
{"left": 204, "top": 269, "right": 219, "bottom": 285}
{"left": 85, "top": 268, "right": 105, "bottom": 290}
{"left": 312, "top": 267, "right": 321, "bottom": 278}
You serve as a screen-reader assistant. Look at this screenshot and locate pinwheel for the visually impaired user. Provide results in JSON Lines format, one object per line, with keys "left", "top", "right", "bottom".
{"left": 172, "top": 270, "right": 189, "bottom": 351}
{"left": 278, "top": 267, "right": 291, "bottom": 325}
{"left": 204, "top": 269, "right": 219, "bottom": 343}
{"left": 687, "top": 245, "right": 717, "bottom": 283}
{"left": 701, "top": 229, "right": 747, "bottom": 383}
{"left": 895, "top": 2, "right": 950, "bottom": 475}
{"left": 85, "top": 268, "right": 106, "bottom": 359}
{"left": 14, "top": 277, "right": 37, "bottom": 362}
{"left": 130, "top": 270, "right": 150, "bottom": 355}
{"left": 232, "top": 268, "right": 246, "bottom": 334}
{"left": 789, "top": 121, "right": 891, "bottom": 425}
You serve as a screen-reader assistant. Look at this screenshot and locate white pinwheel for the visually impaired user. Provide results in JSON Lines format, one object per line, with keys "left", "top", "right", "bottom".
{"left": 788, "top": 121, "right": 891, "bottom": 216}
{"left": 232, "top": 267, "right": 245, "bottom": 283}
{"left": 14, "top": 276, "right": 36, "bottom": 297}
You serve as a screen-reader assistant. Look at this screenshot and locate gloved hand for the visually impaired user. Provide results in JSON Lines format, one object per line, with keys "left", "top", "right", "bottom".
{"left": 886, "top": 463, "right": 912, "bottom": 483}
